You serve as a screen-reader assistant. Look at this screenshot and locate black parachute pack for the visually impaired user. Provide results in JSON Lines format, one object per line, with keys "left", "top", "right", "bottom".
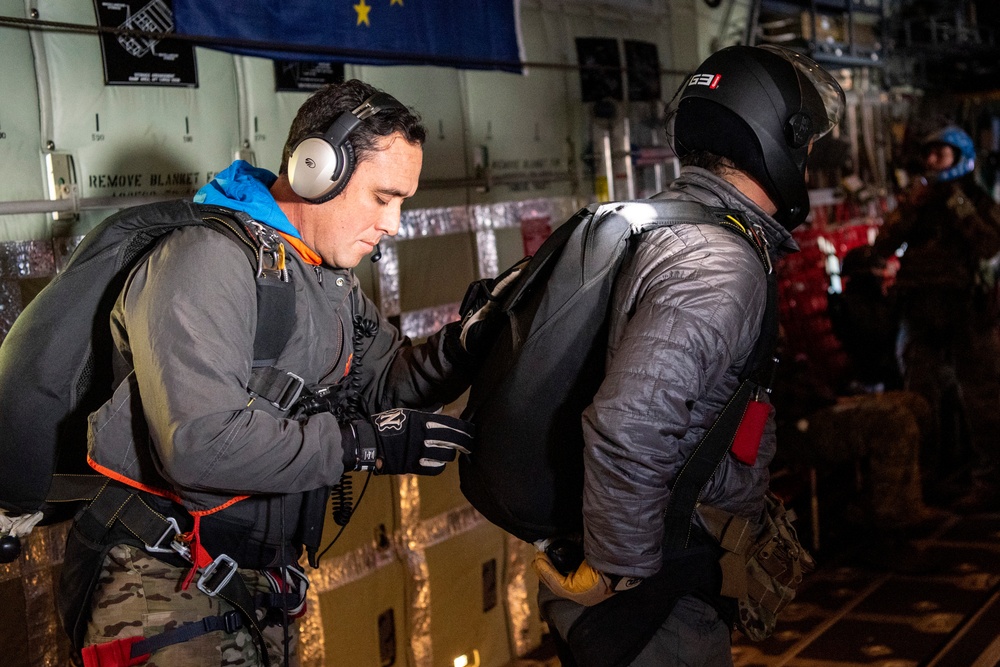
{"left": 459, "top": 199, "right": 777, "bottom": 544}
{"left": 0, "top": 199, "right": 296, "bottom": 523}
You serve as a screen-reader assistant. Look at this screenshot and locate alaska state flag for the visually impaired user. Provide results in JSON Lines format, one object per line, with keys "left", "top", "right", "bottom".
{"left": 171, "top": 0, "right": 524, "bottom": 73}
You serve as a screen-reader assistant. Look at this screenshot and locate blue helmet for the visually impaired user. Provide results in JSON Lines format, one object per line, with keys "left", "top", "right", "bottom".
{"left": 922, "top": 125, "right": 976, "bottom": 181}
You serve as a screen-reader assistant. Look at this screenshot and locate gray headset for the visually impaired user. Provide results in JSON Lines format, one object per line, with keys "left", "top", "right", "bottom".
{"left": 287, "top": 92, "right": 406, "bottom": 204}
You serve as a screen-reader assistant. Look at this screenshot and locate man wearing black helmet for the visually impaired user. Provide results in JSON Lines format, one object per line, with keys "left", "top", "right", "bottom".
{"left": 875, "top": 125, "right": 1000, "bottom": 512}
{"left": 532, "top": 45, "right": 844, "bottom": 666}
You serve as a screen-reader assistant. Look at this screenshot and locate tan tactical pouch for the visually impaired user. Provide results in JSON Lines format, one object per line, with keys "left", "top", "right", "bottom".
{"left": 698, "top": 491, "right": 815, "bottom": 641}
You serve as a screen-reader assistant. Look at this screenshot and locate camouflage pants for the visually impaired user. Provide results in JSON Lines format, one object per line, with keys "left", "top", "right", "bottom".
{"left": 84, "top": 544, "right": 300, "bottom": 667}
{"left": 897, "top": 288, "right": 1000, "bottom": 484}
{"left": 804, "top": 391, "right": 929, "bottom": 530}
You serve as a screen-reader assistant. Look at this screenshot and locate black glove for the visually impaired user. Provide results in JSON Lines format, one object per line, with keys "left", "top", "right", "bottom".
{"left": 341, "top": 408, "right": 474, "bottom": 475}
{"left": 459, "top": 257, "right": 530, "bottom": 357}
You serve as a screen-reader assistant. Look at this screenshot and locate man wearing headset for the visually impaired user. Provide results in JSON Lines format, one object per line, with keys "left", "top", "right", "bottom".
{"left": 61, "top": 80, "right": 490, "bottom": 666}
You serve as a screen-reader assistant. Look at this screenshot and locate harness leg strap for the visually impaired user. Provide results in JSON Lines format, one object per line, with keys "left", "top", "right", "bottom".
{"left": 80, "top": 610, "right": 244, "bottom": 667}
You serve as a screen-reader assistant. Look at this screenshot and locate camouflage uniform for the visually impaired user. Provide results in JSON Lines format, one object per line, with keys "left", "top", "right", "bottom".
{"left": 875, "top": 174, "right": 1000, "bottom": 493}
{"left": 85, "top": 545, "right": 299, "bottom": 667}
{"left": 794, "top": 391, "right": 931, "bottom": 530}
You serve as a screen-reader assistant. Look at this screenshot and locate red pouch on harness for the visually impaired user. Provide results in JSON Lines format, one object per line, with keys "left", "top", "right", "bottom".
{"left": 81, "top": 636, "right": 148, "bottom": 667}
{"left": 730, "top": 399, "right": 770, "bottom": 466}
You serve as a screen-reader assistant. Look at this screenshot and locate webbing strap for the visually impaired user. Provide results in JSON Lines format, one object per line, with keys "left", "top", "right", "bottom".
{"left": 696, "top": 504, "right": 756, "bottom": 598}
{"left": 81, "top": 636, "right": 146, "bottom": 667}
{"left": 131, "top": 610, "right": 243, "bottom": 660}
{"left": 253, "top": 276, "right": 296, "bottom": 366}
{"left": 662, "top": 247, "right": 779, "bottom": 552}
{"left": 661, "top": 379, "right": 754, "bottom": 551}
{"left": 46, "top": 474, "right": 108, "bottom": 503}
{"left": 196, "top": 206, "right": 298, "bottom": 403}
{"left": 81, "top": 611, "right": 243, "bottom": 667}
{"left": 697, "top": 504, "right": 754, "bottom": 556}
{"left": 86, "top": 483, "right": 163, "bottom": 535}
{"left": 248, "top": 366, "right": 305, "bottom": 410}
{"left": 212, "top": 577, "right": 271, "bottom": 667}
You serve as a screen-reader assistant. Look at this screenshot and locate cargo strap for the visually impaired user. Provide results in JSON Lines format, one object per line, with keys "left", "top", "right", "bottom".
{"left": 79, "top": 482, "right": 272, "bottom": 667}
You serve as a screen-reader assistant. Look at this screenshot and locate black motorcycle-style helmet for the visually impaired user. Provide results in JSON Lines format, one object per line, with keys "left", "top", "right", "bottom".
{"left": 673, "top": 45, "right": 845, "bottom": 230}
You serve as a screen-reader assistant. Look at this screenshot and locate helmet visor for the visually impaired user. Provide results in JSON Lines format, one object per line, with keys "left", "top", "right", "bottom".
{"left": 759, "top": 45, "right": 845, "bottom": 139}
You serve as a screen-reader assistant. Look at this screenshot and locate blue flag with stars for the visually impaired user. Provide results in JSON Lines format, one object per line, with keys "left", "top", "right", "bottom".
{"left": 171, "top": 0, "right": 524, "bottom": 73}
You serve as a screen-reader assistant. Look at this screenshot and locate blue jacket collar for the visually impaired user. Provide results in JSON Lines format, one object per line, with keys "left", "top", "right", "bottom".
{"left": 194, "top": 160, "right": 300, "bottom": 239}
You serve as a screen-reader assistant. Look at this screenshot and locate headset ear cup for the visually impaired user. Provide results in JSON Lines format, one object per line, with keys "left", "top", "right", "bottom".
{"left": 288, "top": 90, "right": 400, "bottom": 203}
{"left": 309, "top": 141, "right": 355, "bottom": 204}
{"left": 288, "top": 136, "right": 356, "bottom": 203}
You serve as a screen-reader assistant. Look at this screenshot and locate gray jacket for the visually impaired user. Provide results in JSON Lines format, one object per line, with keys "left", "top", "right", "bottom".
{"left": 582, "top": 167, "right": 797, "bottom": 578}
{"left": 89, "top": 207, "right": 473, "bottom": 562}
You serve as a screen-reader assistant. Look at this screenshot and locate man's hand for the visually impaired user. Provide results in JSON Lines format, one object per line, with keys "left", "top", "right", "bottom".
{"left": 902, "top": 176, "right": 931, "bottom": 208}
{"left": 342, "top": 408, "right": 474, "bottom": 475}
{"left": 532, "top": 551, "right": 642, "bottom": 607}
{"left": 459, "top": 257, "right": 530, "bottom": 357}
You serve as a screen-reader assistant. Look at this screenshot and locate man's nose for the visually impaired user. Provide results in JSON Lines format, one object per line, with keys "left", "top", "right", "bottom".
{"left": 378, "top": 208, "right": 401, "bottom": 237}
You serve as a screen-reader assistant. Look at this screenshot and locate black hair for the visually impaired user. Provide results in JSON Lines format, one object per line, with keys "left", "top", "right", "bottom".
{"left": 678, "top": 150, "right": 736, "bottom": 174}
{"left": 279, "top": 79, "right": 427, "bottom": 174}
{"left": 671, "top": 100, "right": 768, "bottom": 185}
{"left": 665, "top": 105, "right": 737, "bottom": 176}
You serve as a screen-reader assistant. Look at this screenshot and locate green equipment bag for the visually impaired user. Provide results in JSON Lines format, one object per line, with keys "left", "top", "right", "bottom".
{"left": 699, "top": 491, "right": 816, "bottom": 641}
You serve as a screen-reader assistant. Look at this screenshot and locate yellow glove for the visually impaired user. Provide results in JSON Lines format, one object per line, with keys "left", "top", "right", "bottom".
{"left": 532, "top": 550, "right": 642, "bottom": 607}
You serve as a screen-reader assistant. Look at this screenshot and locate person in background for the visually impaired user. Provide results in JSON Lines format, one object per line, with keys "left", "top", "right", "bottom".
{"left": 828, "top": 245, "right": 902, "bottom": 393}
{"left": 875, "top": 124, "right": 1000, "bottom": 512}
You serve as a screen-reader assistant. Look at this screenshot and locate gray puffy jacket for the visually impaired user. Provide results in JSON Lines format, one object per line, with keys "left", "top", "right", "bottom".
{"left": 582, "top": 167, "right": 798, "bottom": 578}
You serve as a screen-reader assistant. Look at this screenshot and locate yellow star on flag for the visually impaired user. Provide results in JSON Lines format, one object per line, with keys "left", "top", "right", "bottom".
{"left": 390, "top": 0, "right": 403, "bottom": 5}
{"left": 354, "top": 0, "right": 371, "bottom": 26}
